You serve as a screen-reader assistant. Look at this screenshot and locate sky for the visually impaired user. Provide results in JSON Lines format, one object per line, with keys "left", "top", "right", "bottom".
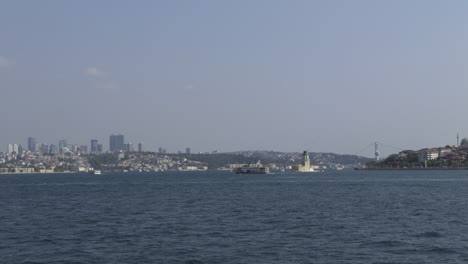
{"left": 1, "top": 0, "right": 468, "bottom": 157}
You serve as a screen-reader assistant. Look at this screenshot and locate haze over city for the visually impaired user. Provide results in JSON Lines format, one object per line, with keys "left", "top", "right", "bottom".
{"left": 2, "top": 1, "right": 468, "bottom": 157}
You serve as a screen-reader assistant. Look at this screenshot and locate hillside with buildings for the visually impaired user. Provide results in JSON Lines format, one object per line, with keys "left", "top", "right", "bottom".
{"left": 173, "top": 151, "right": 371, "bottom": 170}
{"left": 364, "top": 138, "right": 468, "bottom": 169}
{"left": 0, "top": 147, "right": 371, "bottom": 173}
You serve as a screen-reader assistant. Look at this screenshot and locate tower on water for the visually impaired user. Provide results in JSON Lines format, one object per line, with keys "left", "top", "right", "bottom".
{"left": 293, "top": 151, "right": 313, "bottom": 172}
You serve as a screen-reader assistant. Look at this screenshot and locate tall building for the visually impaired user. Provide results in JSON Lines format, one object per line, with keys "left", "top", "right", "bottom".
{"left": 59, "top": 139, "right": 67, "bottom": 151}
{"left": 138, "top": 143, "right": 143, "bottom": 152}
{"left": 49, "top": 144, "right": 58, "bottom": 155}
{"left": 97, "top": 144, "right": 103, "bottom": 152}
{"left": 186, "top": 147, "right": 191, "bottom": 155}
{"left": 6, "top": 144, "right": 19, "bottom": 153}
{"left": 71, "top": 144, "right": 78, "bottom": 152}
{"left": 40, "top": 144, "right": 49, "bottom": 154}
{"left": 91, "top": 139, "right": 98, "bottom": 153}
{"left": 124, "top": 143, "right": 134, "bottom": 152}
{"left": 18, "top": 144, "right": 24, "bottom": 154}
{"left": 79, "top": 145, "right": 88, "bottom": 154}
{"left": 109, "top": 134, "right": 124, "bottom": 152}
{"left": 28, "top": 137, "right": 37, "bottom": 152}
{"left": 158, "top": 147, "right": 167, "bottom": 154}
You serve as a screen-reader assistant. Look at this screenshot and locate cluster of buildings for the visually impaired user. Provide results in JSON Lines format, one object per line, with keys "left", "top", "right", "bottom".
{"left": 1, "top": 134, "right": 198, "bottom": 173}
{"left": 99, "top": 153, "right": 207, "bottom": 172}
{"left": 6, "top": 137, "right": 103, "bottom": 157}
{"left": 407, "top": 137, "right": 468, "bottom": 165}
{"left": 5, "top": 134, "right": 194, "bottom": 156}
{"left": 370, "top": 136, "right": 468, "bottom": 168}
{"left": 1, "top": 135, "right": 368, "bottom": 173}
{"left": 0, "top": 151, "right": 91, "bottom": 174}
{"left": 5, "top": 135, "right": 148, "bottom": 156}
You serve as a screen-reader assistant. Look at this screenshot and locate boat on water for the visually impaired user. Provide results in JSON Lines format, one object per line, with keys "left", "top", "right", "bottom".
{"left": 233, "top": 161, "right": 269, "bottom": 174}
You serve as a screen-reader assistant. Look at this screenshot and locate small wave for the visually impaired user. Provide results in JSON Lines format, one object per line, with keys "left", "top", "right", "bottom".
{"left": 184, "top": 260, "right": 204, "bottom": 264}
{"left": 414, "top": 231, "right": 442, "bottom": 238}
{"left": 364, "top": 240, "right": 404, "bottom": 247}
{"left": 426, "top": 247, "right": 458, "bottom": 254}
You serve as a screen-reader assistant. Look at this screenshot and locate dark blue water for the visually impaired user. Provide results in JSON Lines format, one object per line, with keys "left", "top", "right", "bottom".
{"left": 2, "top": 170, "right": 468, "bottom": 263}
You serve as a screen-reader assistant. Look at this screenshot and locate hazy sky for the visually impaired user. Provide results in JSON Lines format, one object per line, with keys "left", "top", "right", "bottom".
{"left": 2, "top": 0, "right": 468, "bottom": 157}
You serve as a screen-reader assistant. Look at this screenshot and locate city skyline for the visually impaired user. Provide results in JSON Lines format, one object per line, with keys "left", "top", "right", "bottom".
{"left": 4, "top": 135, "right": 467, "bottom": 161}
{"left": 5, "top": 134, "right": 194, "bottom": 155}
{"left": 2, "top": 1, "right": 468, "bottom": 157}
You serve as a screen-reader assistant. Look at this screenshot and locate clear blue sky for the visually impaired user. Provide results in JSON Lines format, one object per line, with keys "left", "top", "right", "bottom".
{"left": 1, "top": 0, "right": 468, "bottom": 157}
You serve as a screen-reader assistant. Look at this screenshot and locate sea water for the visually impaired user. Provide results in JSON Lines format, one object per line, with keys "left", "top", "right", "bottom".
{"left": 1, "top": 170, "right": 468, "bottom": 263}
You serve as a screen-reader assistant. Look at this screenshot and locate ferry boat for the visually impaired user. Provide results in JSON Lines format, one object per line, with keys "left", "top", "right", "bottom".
{"left": 234, "top": 161, "right": 269, "bottom": 174}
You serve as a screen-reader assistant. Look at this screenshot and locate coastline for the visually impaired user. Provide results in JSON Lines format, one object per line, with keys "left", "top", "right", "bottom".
{"left": 355, "top": 167, "right": 468, "bottom": 171}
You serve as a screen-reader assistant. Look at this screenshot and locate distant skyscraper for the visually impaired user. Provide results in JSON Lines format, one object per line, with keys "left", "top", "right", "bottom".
{"left": 124, "top": 143, "right": 134, "bottom": 152}
{"left": 7, "top": 144, "right": 19, "bottom": 153}
{"left": 186, "top": 147, "right": 191, "bottom": 155}
{"left": 49, "top": 144, "right": 58, "bottom": 154}
{"left": 109, "top": 134, "right": 124, "bottom": 152}
{"left": 97, "top": 144, "right": 103, "bottom": 152}
{"left": 58, "top": 139, "right": 68, "bottom": 155}
{"left": 40, "top": 144, "right": 49, "bottom": 154}
{"left": 79, "top": 145, "right": 88, "bottom": 154}
{"left": 18, "top": 144, "right": 24, "bottom": 154}
{"left": 71, "top": 144, "right": 78, "bottom": 152}
{"left": 59, "top": 139, "right": 67, "bottom": 150}
{"left": 28, "top": 137, "right": 37, "bottom": 152}
{"left": 138, "top": 143, "right": 143, "bottom": 152}
{"left": 91, "top": 139, "right": 98, "bottom": 153}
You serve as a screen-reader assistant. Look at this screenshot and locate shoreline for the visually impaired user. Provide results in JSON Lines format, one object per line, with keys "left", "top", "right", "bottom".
{"left": 355, "top": 167, "right": 468, "bottom": 171}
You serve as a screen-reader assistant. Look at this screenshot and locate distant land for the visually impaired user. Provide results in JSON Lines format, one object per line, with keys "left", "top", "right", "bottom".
{"left": 363, "top": 138, "right": 468, "bottom": 170}
{"left": 170, "top": 151, "right": 372, "bottom": 170}
{"left": 0, "top": 149, "right": 371, "bottom": 173}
